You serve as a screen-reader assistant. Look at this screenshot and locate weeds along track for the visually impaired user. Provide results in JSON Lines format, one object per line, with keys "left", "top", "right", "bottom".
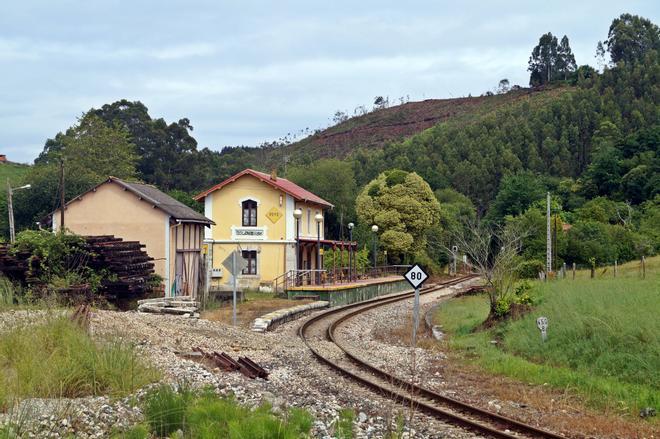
{"left": 299, "top": 276, "right": 567, "bottom": 439}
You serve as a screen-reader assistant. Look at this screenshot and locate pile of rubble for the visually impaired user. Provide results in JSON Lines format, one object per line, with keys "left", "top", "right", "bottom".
{"left": 137, "top": 296, "right": 199, "bottom": 318}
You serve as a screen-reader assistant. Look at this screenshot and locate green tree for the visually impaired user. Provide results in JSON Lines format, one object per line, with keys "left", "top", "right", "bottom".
{"left": 13, "top": 115, "right": 138, "bottom": 234}
{"left": 639, "top": 196, "right": 660, "bottom": 253}
{"left": 556, "top": 35, "right": 577, "bottom": 80}
{"left": 528, "top": 33, "right": 577, "bottom": 85}
{"left": 88, "top": 100, "right": 225, "bottom": 192}
{"left": 355, "top": 170, "right": 440, "bottom": 264}
{"left": 486, "top": 172, "right": 547, "bottom": 222}
{"left": 528, "top": 32, "right": 559, "bottom": 85}
{"left": 286, "top": 159, "right": 357, "bottom": 239}
{"left": 604, "top": 13, "right": 660, "bottom": 65}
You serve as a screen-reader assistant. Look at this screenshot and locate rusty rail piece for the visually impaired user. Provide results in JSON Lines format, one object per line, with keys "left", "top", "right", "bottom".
{"left": 238, "top": 357, "right": 269, "bottom": 380}
{"left": 70, "top": 303, "right": 91, "bottom": 330}
{"left": 299, "top": 276, "right": 567, "bottom": 439}
{"left": 192, "top": 348, "right": 269, "bottom": 380}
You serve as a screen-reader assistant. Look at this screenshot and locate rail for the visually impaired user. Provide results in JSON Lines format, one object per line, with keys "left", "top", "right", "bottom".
{"left": 299, "top": 276, "right": 567, "bottom": 439}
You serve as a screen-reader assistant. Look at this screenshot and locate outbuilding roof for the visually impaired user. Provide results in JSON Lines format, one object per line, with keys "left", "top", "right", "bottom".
{"left": 60, "top": 177, "right": 214, "bottom": 225}
{"left": 193, "top": 169, "right": 334, "bottom": 208}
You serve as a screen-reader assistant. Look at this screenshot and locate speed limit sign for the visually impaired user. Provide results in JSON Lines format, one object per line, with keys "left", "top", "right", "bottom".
{"left": 404, "top": 264, "right": 429, "bottom": 289}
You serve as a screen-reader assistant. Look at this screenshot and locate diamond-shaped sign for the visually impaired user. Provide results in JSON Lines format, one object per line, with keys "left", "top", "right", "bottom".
{"left": 404, "top": 264, "right": 429, "bottom": 289}
{"left": 222, "top": 251, "right": 248, "bottom": 275}
{"left": 266, "top": 207, "right": 283, "bottom": 223}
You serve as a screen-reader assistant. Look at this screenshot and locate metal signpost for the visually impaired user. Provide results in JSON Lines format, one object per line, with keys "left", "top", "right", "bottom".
{"left": 403, "top": 264, "right": 429, "bottom": 346}
{"left": 222, "top": 250, "right": 248, "bottom": 326}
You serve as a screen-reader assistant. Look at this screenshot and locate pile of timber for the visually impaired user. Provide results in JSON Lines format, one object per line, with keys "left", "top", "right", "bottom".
{"left": 0, "top": 246, "right": 42, "bottom": 283}
{"left": 137, "top": 296, "right": 199, "bottom": 317}
{"left": 84, "top": 235, "right": 155, "bottom": 298}
{"left": 0, "top": 235, "right": 155, "bottom": 302}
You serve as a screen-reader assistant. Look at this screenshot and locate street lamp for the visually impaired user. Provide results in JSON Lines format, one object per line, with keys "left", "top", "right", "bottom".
{"left": 371, "top": 224, "right": 379, "bottom": 274}
{"left": 7, "top": 181, "right": 31, "bottom": 243}
{"left": 347, "top": 222, "right": 354, "bottom": 282}
{"left": 315, "top": 213, "right": 324, "bottom": 284}
{"left": 293, "top": 208, "right": 302, "bottom": 273}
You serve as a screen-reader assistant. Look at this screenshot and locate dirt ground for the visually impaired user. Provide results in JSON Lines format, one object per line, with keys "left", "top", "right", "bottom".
{"left": 202, "top": 296, "right": 314, "bottom": 328}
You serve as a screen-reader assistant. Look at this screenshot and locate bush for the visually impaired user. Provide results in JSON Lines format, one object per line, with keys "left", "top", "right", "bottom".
{"left": 11, "top": 230, "right": 108, "bottom": 294}
{"left": 516, "top": 259, "right": 545, "bottom": 279}
{"left": 0, "top": 316, "right": 158, "bottom": 410}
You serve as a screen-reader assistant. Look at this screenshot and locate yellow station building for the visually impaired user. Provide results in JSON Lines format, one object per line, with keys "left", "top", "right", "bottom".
{"left": 194, "top": 169, "right": 339, "bottom": 290}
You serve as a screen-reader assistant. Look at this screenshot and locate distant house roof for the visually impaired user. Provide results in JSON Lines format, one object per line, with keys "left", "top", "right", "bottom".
{"left": 194, "top": 169, "right": 334, "bottom": 208}
{"left": 59, "top": 177, "right": 214, "bottom": 225}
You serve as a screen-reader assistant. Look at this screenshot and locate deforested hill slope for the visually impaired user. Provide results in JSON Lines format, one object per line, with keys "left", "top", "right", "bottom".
{"left": 249, "top": 85, "right": 572, "bottom": 169}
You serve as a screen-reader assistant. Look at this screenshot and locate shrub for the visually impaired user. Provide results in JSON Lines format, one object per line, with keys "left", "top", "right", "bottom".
{"left": 516, "top": 259, "right": 545, "bottom": 279}
{"left": 10, "top": 230, "right": 110, "bottom": 295}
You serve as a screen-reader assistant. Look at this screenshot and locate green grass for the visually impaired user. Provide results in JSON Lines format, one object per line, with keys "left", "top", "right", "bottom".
{"left": 0, "top": 316, "right": 159, "bottom": 410}
{"left": 0, "top": 162, "right": 30, "bottom": 187}
{"left": 434, "top": 266, "right": 659, "bottom": 416}
{"left": 570, "top": 255, "right": 658, "bottom": 280}
{"left": 122, "top": 384, "right": 314, "bottom": 439}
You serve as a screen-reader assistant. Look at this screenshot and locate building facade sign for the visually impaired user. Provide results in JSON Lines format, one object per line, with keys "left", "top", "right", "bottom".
{"left": 231, "top": 226, "right": 268, "bottom": 240}
{"left": 266, "top": 207, "right": 283, "bottom": 223}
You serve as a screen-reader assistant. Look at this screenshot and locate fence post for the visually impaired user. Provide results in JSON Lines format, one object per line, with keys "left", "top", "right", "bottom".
{"left": 614, "top": 260, "right": 617, "bottom": 278}
{"left": 641, "top": 256, "right": 646, "bottom": 279}
{"left": 572, "top": 262, "right": 576, "bottom": 280}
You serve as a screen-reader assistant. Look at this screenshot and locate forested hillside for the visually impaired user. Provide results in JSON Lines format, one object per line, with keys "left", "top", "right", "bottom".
{"left": 3, "top": 13, "right": 658, "bottom": 272}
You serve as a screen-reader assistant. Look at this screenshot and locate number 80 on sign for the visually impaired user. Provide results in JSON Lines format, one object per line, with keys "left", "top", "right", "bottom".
{"left": 404, "top": 264, "right": 429, "bottom": 289}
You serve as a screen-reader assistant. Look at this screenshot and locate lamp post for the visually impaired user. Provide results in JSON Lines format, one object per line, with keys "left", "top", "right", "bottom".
{"left": 347, "top": 222, "right": 354, "bottom": 282}
{"left": 371, "top": 224, "right": 379, "bottom": 275}
{"left": 293, "top": 208, "right": 303, "bottom": 287}
{"left": 315, "top": 213, "right": 324, "bottom": 284}
{"left": 7, "top": 180, "right": 31, "bottom": 243}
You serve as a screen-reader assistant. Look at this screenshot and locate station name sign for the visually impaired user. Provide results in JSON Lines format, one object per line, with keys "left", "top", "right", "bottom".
{"left": 231, "top": 226, "right": 267, "bottom": 240}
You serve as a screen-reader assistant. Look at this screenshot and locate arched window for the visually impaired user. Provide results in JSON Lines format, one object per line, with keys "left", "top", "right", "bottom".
{"left": 242, "top": 200, "right": 257, "bottom": 226}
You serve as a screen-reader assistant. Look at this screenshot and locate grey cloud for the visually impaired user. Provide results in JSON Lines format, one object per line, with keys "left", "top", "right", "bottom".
{"left": 1, "top": 1, "right": 658, "bottom": 163}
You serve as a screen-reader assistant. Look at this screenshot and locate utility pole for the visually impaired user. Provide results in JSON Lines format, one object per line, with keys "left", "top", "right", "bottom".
{"left": 546, "top": 192, "right": 552, "bottom": 277}
{"left": 7, "top": 180, "right": 31, "bottom": 243}
{"left": 59, "top": 160, "right": 65, "bottom": 230}
{"left": 7, "top": 179, "right": 14, "bottom": 244}
{"left": 553, "top": 215, "right": 558, "bottom": 272}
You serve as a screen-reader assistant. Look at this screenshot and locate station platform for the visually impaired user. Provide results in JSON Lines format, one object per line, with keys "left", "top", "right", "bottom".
{"left": 286, "top": 276, "right": 410, "bottom": 306}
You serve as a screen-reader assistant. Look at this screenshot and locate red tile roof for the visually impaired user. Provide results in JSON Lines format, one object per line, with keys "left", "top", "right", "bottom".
{"left": 193, "top": 169, "right": 334, "bottom": 208}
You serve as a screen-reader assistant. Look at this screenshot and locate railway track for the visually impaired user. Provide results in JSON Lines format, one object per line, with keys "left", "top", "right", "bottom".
{"left": 299, "top": 276, "right": 567, "bottom": 439}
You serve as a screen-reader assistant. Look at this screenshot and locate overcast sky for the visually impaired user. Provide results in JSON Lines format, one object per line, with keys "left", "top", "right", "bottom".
{"left": 1, "top": 1, "right": 658, "bottom": 163}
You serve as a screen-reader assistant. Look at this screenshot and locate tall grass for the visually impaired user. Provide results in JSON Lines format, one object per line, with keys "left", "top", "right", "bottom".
{"left": 135, "top": 385, "right": 313, "bottom": 439}
{"left": 434, "top": 270, "right": 660, "bottom": 414}
{"left": 0, "top": 277, "right": 16, "bottom": 309}
{"left": 0, "top": 316, "right": 159, "bottom": 410}
{"left": 504, "top": 278, "right": 659, "bottom": 387}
